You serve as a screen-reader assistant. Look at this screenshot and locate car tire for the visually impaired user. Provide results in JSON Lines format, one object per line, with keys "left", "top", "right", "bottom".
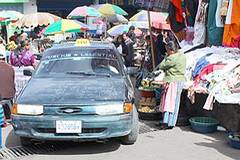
{"left": 20, "top": 137, "right": 33, "bottom": 146}
{"left": 121, "top": 106, "right": 139, "bottom": 145}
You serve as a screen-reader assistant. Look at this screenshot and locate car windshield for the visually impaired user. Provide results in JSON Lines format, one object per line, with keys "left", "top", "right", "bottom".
{"left": 34, "top": 48, "right": 122, "bottom": 78}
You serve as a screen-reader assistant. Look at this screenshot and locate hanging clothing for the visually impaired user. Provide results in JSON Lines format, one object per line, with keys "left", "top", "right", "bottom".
{"left": 220, "top": 0, "right": 229, "bottom": 16}
{"left": 223, "top": 0, "right": 240, "bottom": 47}
{"left": 184, "top": 0, "right": 199, "bottom": 26}
{"left": 207, "top": 0, "right": 224, "bottom": 46}
{"left": 215, "top": 0, "right": 224, "bottom": 27}
{"left": 171, "top": 0, "right": 184, "bottom": 23}
{"left": 161, "top": 81, "right": 184, "bottom": 127}
{"left": 192, "top": 0, "right": 209, "bottom": 45}
{"left": 168, "top": 1, "right": 186, "bottom": 33}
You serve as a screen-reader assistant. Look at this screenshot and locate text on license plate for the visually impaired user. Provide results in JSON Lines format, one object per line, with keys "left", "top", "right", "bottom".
{"left": 56, "top": 121, "right": 82, "bottom": 133}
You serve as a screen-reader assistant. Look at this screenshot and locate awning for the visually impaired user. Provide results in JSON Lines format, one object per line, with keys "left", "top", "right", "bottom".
{"left": 1, "top": 0, "right": 29, "bottom": 3}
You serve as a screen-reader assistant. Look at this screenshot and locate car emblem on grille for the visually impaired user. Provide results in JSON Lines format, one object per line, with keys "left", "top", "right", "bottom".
{"left": 59, "top": 107, "right": 82, "bottom": 114}
{"left": 63, "top": 109, "right": 75, "bottom": 113}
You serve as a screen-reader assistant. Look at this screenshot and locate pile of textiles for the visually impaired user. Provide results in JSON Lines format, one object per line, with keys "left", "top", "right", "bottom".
{"left": 181, "top": 46, "right": 240, "bottom": 109}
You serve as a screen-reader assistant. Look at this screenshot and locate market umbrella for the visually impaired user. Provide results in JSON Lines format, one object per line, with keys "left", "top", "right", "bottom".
{"left": 130, "top": 10, "right": 168, "bottom": 22}
{"left": 44, "top": 19, "right": 89, "bottom": 35}
{"left": 129, "top": 10, "right": 170, "bottom": 30}
{"left": 105, "top": 14, "right": 128, "bottom": 24}
{"left": 97, "top": 3, "right": 128, "bottom": 16}
{"left": 67, "top": 6, "right": 101, "bottom": 19}
{"left": 128, "top": 21, "right": 171, "bottom": 30}
{"left": 0, "top": 10, "right": 23, "bottom": 22}
{"left": 107, "top": 24, "right": 142, "bottom": 37}
{"left": 14, "top": 12, "right": 61, "bottom": 27}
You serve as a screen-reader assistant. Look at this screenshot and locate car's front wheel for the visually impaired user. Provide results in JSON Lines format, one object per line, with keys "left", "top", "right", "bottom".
{"left": 121, "top": 106, "right": 139, "bottom": 145}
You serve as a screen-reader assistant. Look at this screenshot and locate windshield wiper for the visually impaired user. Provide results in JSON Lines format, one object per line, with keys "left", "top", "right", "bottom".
{"left": 65, "top": 71, "right": 111, "bottom": 77}
{"left": 65, "top": 71, "right": 96, "bottom": 76}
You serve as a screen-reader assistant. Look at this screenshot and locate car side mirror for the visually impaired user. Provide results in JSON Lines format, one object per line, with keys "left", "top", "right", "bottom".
{"left": 126, "top": 67, "right": 139, "bottom": 76}
{"left": 23, "top": 69, "right": 33, "bottom": 76}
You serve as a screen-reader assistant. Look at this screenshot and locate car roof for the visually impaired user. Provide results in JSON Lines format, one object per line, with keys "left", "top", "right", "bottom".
{"left": 42, "top": 40, "right": 118, "bottom": 59}
{"left": 51, "top": 40, "right": 115, "bottom": 50}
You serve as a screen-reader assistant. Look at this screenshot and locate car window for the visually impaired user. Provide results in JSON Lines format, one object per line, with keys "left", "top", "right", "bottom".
{"left": 34, "top": 48, "right": 122, "bottom": 78}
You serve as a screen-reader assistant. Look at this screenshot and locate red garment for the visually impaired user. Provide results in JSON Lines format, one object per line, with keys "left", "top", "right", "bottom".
{"left": 171, "top": 0, "right": 184, "bottom": 23}
{"left": 194, "top": 64, "right": 226, "bottom": 86}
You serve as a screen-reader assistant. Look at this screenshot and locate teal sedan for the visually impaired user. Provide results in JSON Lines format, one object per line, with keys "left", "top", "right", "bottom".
{"left": 11, "top": 40, "right": 139, "bottom": 146}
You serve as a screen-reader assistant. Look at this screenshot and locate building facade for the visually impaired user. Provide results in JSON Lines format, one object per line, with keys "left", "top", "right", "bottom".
{"left": 0, "top": 0, "right": 138, "bottom": 17}
{"left": 0, "top": 0, "right": 37, "bottom": 14}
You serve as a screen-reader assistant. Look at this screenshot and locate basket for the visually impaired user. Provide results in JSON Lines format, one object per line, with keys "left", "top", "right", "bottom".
{"left": 139, "top": 90, "right": 155, "bottom": 98}
{"left": 189, "top": 117, "right": 218, "bottom": 133}
{"left": 228, "top": 134, "right": 240, "bottom": 149}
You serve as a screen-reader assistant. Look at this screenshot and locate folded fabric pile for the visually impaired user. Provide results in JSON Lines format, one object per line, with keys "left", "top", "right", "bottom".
{"left": 182, "top": 46, "right": 240, "bottom": 107}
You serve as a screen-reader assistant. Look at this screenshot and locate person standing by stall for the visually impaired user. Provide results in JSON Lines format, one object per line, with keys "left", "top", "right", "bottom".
{"left": 157, "top": 41, "right": 186, "bottom": 130}
{"left": 0, "top": 54, "right": 15, "bottom": 120}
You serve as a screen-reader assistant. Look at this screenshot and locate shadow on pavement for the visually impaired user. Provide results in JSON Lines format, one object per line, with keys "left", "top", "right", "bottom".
{"left": 179, "top": 127, "right": 240, "bottom": 160}
{"left": 48, "top": 140, "right": 121, "bottom": 155}
{"left": 4, "top": 125, "right": 121, "bottom": 155}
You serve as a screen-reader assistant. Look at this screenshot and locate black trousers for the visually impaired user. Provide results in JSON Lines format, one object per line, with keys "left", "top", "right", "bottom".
{"left": 1, "top": 99, "right": 13, "bottom": 119}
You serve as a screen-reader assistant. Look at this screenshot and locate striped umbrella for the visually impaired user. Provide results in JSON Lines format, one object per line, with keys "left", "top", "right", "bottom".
{"left": 97, "top": 3, "right": 128, "bottom": 16}
{"left": 67, "top": 6, "right": 101, "bottom": 19}
{"left": 0, "top": 10, "right": 23, "bottom": 21}
{"left": 14, "top": 12, "right": 61, "bottom": 27}
{"left": 44, "top": 19, "right": 89, "bottom": 35}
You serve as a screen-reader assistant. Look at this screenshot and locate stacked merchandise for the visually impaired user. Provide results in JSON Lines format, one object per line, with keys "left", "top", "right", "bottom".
{"left": 182, "top": 46, "right": 240, "bottom": 109}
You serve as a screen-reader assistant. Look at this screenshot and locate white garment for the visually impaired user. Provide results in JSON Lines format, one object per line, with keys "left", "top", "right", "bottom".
{"left": 0, "top": 44, "right": 6, "bottom": 58}
{"left": 225, "top": 0, "right": 233, "bottom": 25}
{"left": 215, "top": 0, "right": 224, "bottom": 27}
{"left": 193, "top": 0, "right": 208, "bottom": 45}
{"left": 117, "top": 45, "right": 123, "bottom": 54}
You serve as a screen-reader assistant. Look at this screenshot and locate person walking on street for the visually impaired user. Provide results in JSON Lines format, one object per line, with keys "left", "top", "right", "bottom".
{"left": 157, "top": 41, "right": 186, "bottom": 130}
{"left": 114, "top": 35, "right": 129, "bottom": 62}
{"left": 0, "top": 54, "right": 15, "bottom": 120}
{"left": 123, "top": 33, "right": 134, "bottom": 67}
{"left": 127, "top": 26, "right": 136, "bottom": 44}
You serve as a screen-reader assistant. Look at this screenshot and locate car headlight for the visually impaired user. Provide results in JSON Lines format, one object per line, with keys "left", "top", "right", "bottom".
{"left": 95, "top": 102, "right": 133, "bottom": 115}
{"left": 12, "top": 104, "right": 43, "bottom": 115}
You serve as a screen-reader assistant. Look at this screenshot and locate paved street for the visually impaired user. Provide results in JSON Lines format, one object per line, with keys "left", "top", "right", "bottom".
{"left": 2, "top": 123, "right": 240, "bottom": 160}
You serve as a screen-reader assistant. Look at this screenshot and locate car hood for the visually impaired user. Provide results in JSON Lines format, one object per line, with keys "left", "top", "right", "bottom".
{"left": 18, "top": 77, "right": 126, "bottom": 105}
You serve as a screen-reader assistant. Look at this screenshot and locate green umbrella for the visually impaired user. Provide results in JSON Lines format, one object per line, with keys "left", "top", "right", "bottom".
{"left": 45, "top": 19, "right": 89, "bottom": 35}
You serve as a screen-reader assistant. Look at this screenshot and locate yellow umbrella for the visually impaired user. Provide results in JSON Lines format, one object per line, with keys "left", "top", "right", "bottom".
{"left": 97, "top": 3, "right": 128, "bottom": 16}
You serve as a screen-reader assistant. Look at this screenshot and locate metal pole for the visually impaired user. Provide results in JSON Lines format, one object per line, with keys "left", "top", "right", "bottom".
{"left": 147, "top": 10, "right": 156, "bottom": 69}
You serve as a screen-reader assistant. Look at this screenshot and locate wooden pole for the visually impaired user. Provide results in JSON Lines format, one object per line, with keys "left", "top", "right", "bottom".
{"left": 147, "top": 10, "right": 156, "bottom": 69}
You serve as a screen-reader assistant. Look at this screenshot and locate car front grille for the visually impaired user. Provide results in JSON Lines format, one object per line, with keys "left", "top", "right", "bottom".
{"left": 35, "top": 128, "right": 107, "bottom": 134}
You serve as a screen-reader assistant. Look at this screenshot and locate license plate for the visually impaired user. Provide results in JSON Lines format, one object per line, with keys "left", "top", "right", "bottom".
{"left": 56, "top": 121, "right": 82, "bottom": 133}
